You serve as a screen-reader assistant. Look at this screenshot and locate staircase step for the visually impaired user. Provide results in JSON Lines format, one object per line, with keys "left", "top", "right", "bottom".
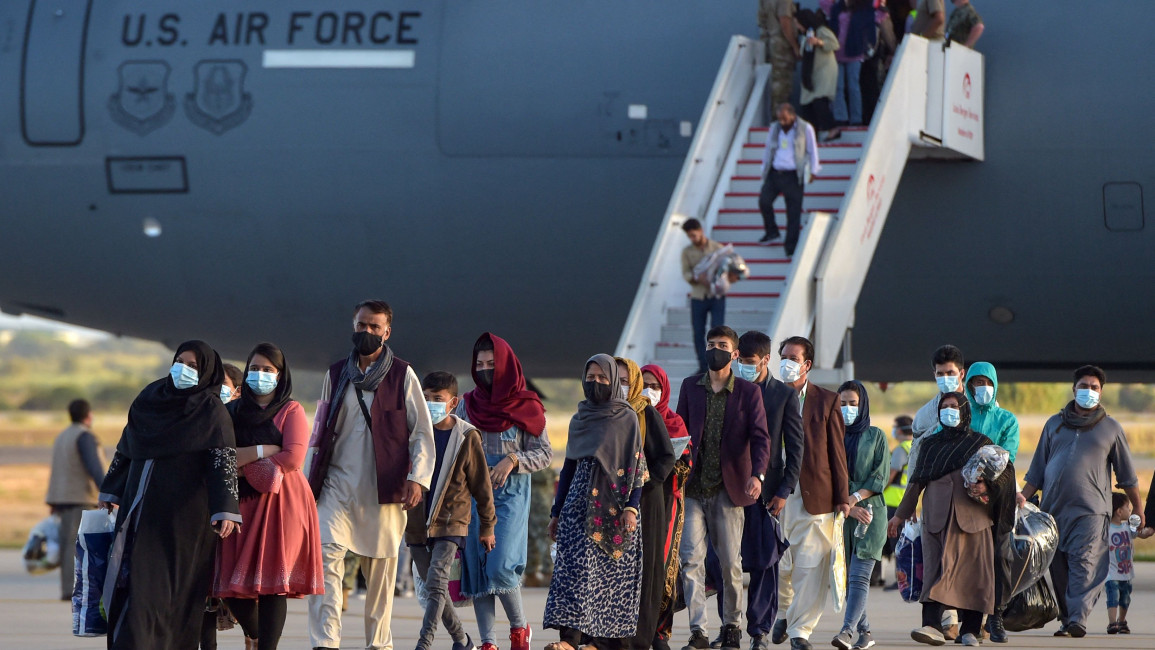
{"left": 665, "top": 306, "right": 774, "bottom": 330}
{"left": 748, "top": 125, "right": 869, "bottom": 145}
{"left": 653, "top": 341, "right": 701, "bottom": 362}
{"left": 729, "top": 175, "right": 850, "bottom": 193}
{"left": 743, "top": 142, "right": 863, "bottom": 161}
{"left": 723, "top": 192, "right": 843, "bottom": 211}
{"left": 735, "top": 159, "right": 860, "bottom": 177}
{"left": 713, "top": 225, "right": 804, "bottom": 245}
{"left": 717, "top": 209, "right": 833, "bottom": 226}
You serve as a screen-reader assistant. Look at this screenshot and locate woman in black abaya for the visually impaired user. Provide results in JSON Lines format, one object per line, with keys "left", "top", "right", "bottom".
{"left": 98, "top": 340, "right": 241, "bottom": 650}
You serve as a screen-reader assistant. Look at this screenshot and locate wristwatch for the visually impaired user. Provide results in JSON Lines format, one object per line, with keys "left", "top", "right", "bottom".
{"left": 754, "top": 473, "right": 765, "bottom": 482}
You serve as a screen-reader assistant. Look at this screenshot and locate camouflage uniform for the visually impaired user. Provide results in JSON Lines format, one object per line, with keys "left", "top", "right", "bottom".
{"left": 524, "top": 466, "right": 558, "bottom": 585}
{"left": 760, "top": 0, "right": 798, "bottom": 116}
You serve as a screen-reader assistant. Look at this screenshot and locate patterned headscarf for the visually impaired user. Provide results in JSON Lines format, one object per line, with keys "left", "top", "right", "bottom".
{"left": 615, "top": 357, "right": 649, "bottom": 445}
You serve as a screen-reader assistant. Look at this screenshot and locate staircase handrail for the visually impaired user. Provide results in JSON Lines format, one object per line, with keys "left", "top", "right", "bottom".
{"left": 616, "top": 36, "right": 763, "bottom": 360}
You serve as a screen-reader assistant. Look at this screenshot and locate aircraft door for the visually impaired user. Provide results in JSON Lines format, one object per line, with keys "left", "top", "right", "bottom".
{"left": 21, "top": 0, "right": 92, "bottom": 146}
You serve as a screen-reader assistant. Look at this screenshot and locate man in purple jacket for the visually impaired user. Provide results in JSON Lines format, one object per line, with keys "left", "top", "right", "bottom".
{"left": 677, "top": 326, "right": 772, "bottom": 650}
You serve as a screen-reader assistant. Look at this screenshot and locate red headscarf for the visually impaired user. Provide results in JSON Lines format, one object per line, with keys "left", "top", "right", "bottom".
{"left": 462, "top": 333, "right": 547, "bottom": 436}
{"left": 640, "top": 364, "right": 689, "bottom": 440}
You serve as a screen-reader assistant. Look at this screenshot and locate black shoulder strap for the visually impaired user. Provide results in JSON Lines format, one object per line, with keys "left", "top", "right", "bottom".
{"left": 354, "top": 387, "right": 372, "bottom": 429}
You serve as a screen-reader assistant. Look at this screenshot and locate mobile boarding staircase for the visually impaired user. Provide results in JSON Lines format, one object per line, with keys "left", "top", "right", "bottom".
{"left": 616, "top": 35, "right": 985, "bottom": 405}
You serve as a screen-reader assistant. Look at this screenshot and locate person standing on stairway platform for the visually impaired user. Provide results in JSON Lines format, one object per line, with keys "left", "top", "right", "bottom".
{"left": 758, "top": 104, "right": 821, "bottom": 257}
{"left": 759, "top": 0, "right": 800, "bottom": 121}
{"left": 947, "top": 0, "right": 984, "bottom": 48}
{"left": 682, "top": 219, "right": 726, "bottom": 375}
{"left": 770, "top": 335, "right": 850, "bottom": 650}
{"left": 911, "top": 0, "right": 946, "bottom": 39}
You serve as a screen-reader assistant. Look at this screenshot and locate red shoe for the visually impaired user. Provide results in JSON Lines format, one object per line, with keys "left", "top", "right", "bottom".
{"left": 482, "top": 643, "right": 499, "bottom": 650}
{"left": 509, "top": 625, "right": 531, "bottom": 650}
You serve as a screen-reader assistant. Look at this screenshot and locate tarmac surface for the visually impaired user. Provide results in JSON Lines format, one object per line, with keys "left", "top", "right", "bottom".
{"left": 5, "top": 549, "right": 1154, "bottom": 650}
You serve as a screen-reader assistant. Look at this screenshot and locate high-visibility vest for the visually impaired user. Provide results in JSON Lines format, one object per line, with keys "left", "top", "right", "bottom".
{"left": 883, "top": 440, "right": 913, "bottom": 508}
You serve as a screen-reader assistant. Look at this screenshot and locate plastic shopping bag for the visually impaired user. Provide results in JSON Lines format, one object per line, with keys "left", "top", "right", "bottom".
{"left": 829, "top": 513, "right": 847, "bottom": 613}
{"left": 72, "top": 510, "right": 116, "bottom": 637}
{"left": 23, "top": 515, "right": 62, "bottom": 574}
{"left": 895, "top": 521, "right": 923, "bottom": 603}
{"left": 1002, "top": 576, "right": 1060, "bottom": 632}
{"left": 1007, "top": 503, "right": 1059, "bottom": 597}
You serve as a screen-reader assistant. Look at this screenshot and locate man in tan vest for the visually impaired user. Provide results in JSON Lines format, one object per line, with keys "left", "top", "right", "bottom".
{"left": 46, "top": 399, "right": 107, "bottom": 600}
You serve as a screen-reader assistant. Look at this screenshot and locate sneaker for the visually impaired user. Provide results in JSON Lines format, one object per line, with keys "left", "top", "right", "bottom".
{"left": 852, "top": 632, "right": 874, "bottom": 650}
{"left": 911, "top": 626, "right": 946, "bottom": 646}
{"left": 1067, "top": 623, "right": 1086, "bottom": 638}
{"left": 1119, "top": 621, "right": 1131, "bottom": 634}
{"left": 683, "top": 630, "right": 712, "bottom": 650}
{"left": 750, "top": 634, "right": 769, "bottom": 650}
{"left": 831, "top": 630, "right": 854, "bottom": 650}
{"left": 711, "top": 632, "right": 723, "bottom": 649}
{"left": 759, "top": 232, "right": 782, "bottom": 245}
{"left": 509, "top": 626, "right": 531, "bottom": 650}
{"left": 942, "top": 624, "right": 959, "bottom": 641}
{"left": 789, "top": 639, "right": 813, "bottom": 650}
{"left": 655, "top": 639, "right": 672, "bottom": 650}
{"left": 959, "top": 634, "right": 979, "bottom": 647}
{"left": 771, "top": 620, "right": 789, "bottom": 645}
{"left": 721, "top": 625, "right": 742, "bottom": 650}
{"left": 481, "top": 643, "right": 499, "bottom": 650}
{"left": 1053, "top": 625, "right": 1069, "bottom": 637}
{"left": 453, "top": 635, "right": 478, "bottom": 650}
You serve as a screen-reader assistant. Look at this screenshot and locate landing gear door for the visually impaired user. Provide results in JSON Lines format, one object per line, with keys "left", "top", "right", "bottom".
{"left": 21, "top": 0, "right": 92, "bottom": 146}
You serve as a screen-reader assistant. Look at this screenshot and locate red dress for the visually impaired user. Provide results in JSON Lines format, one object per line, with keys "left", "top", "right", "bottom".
{"left": 214, "top": 401, "right": 323, "bottom": 598}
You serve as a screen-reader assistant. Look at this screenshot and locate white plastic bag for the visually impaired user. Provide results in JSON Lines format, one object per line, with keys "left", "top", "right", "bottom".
{"left": 829, "top": 513, "right": 847, "bottom": 613}
{"left": 22, "top": 515, "right": 62, "bottom": 574}
{"left": 73, "top": 510, "right": 116, "bottom": 637}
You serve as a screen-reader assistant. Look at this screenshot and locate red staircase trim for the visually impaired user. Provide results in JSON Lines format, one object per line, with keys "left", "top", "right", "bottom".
{"left": 748, "top": 275, "right": 787, "bottom": 281}
{"left": 726, "top": 191, "right": 843, "bottom": 197}
{"left": 737, "top": 159, "right": 859, "bottom": 164}
{"left": 726, "top": 292, "right": 782, "bottom": 298}
{"left": 731, "top": 175, "right": 851, "bottom": 181}
{"left": 744, "top": 258, "right": 794, "bottom": 263}
{"left": 719, "top": 208, "right": 838, "bottom": 215}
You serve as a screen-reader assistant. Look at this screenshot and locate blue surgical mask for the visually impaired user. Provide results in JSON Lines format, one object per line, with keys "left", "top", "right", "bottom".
{"left": 428, "top": 400, "right": 448, "bottom": 423}
{"left": 973, "top": 385, "right": 994, "bottom": 406}
{"left": 780, "top": 359, "right": 803, "bottom": 383}
{"left": 1075, "top": 388, "right": 1100, "bottom": 409}
{"left": 170, "top": 362, "right": 199, "bottom": 390}
{"left": 246, "top": 370, "right": 278, "bottom": 396}
{"left": 940, "top": 407, "right": 961, "bottom": 428}
{"left": 841, "top": 405, "right": 859, "bottom": 426}
{"left": 936, "top": 375, "right": 960, "bottom": 393}
{"left": 220, "top": 386, "right": 234, "bottom": 403}
{"left": 733, "top": 360, "right": 760, "bottom": 382}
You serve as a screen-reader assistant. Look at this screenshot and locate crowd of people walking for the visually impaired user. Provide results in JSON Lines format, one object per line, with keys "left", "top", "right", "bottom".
{"left": 42, "top": 294, "right": 1152, "bottom": 650}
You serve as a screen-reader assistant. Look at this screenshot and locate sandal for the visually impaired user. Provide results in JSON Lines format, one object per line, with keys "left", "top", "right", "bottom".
{"left": 1107, "top": 623, "right": 1119, "bottom": 634}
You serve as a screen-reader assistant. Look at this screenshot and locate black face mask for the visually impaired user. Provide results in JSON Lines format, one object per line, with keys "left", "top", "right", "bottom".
{"left": 584, "top": 380, "right": 613, "bottom": 403}
{"left": 475, "top": 369, "right": 495, "bottom": 388}
{"left": 351, "top": 331, "right": 383, "bottom": 357}
{"left": 707, "top": 348, "right": 733, "bottom": 372}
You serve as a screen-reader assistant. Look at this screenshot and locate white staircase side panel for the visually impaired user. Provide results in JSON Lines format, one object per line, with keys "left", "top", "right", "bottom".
{"left": 615, "top": 36, "right": 765, "bottom": 362}
{"left": 763, "top": 212, "right": 834, "bottom": 373}
{"left": 812, "top": 36, "right": 932, "bottom": 369}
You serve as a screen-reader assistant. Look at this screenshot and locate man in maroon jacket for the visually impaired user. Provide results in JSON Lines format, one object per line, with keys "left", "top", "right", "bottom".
{"left": 676, "top": 326, "right": 772, "bottom": 650}
{"left": 770, "top": 336, "right": 851, "bottom": 650}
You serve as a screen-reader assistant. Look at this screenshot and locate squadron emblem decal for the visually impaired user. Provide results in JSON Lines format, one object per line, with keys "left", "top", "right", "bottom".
{"left": 108, "top": 61, "right": 176, "bottom": 136}
{"left": 184, "top": 59, "right": 253, "bottom": 135}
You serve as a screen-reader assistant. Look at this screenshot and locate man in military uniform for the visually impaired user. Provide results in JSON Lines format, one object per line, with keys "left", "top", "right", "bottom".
{"left": 759, "top": 0, "right": 800, "bottom": 120}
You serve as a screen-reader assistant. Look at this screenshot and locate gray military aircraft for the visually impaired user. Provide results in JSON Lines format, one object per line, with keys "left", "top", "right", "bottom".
{"left": 0, "top": 1, "right": 1151, "bottom": 381}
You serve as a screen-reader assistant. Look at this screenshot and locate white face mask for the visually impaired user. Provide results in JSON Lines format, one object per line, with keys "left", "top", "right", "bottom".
{"left": 780, "top": 359, "right": 803, "bottom": 383}
{"left": 940, "top": 407, "right": 961, "bottom": 428}
{"left": 973, "top": 385, "right": 995, "bottom": 406}
{"left": 620, "top": 385, "right": 630, "bottom": 400}
{"left": 841, "top": 405, "right": 859, "bottom": 426}
{"left": 1075, "top": 388, "right": 1100, "bottom": 409}
{"left": 936, "top": 375, "right": 960, "bottom": 393}
{"left": 641, "top": 388, "right": 661, "bottom": 407}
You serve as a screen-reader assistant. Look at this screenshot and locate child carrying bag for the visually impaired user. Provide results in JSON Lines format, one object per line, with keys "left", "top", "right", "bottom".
{"left": 895, "top": 521, "right": 923, "bottom": 603}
